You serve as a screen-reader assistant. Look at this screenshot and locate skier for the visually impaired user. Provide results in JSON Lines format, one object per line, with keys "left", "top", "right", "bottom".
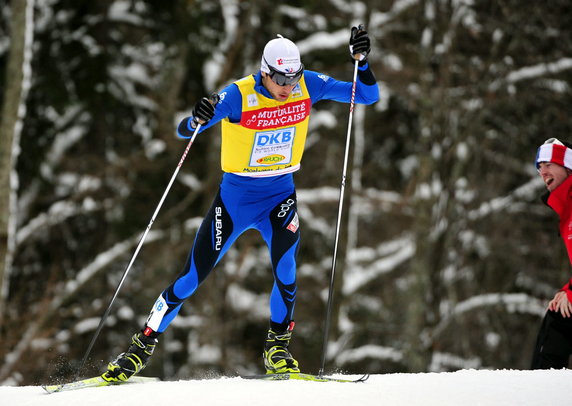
{"left": 531, "top": 138, "right": 572, "bottom": 369}
{"left": 102, "top": 26, "right": 379, "bottom": 382}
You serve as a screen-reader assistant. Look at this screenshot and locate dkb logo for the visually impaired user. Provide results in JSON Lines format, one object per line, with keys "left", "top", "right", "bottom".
{"left": 255, "top": 130, "right": 293, "bottom": 146}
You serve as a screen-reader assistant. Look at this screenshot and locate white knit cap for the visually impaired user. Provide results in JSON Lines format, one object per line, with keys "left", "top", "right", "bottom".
{"left": 260, "top": 35, "right": 302, "bottom": 74}
{"left": 536, "top": 138, "right": 572, "bottom": 170}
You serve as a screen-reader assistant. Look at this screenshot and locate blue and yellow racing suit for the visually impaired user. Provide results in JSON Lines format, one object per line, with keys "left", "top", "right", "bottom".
{"left": 145, "top": 65, "right": 379, "bottom": 333}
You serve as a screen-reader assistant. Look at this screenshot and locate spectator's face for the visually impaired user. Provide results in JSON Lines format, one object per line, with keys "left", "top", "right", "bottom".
{"left": 538, "top": 162, "right": 570, "bottom": 192}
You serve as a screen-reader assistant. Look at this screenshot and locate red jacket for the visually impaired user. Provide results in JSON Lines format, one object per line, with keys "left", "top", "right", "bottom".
{"left": 546, "top": 174, "right": 572, "bottom": 302}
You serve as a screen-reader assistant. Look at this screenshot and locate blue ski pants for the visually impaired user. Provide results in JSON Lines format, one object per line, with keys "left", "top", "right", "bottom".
{"left": 145, "top": 173, "right": 300, "bottom": 333}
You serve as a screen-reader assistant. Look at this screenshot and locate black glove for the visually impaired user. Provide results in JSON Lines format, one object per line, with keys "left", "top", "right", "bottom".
{"left": 191, "top": 93, "right": 219, "bottom": 128}
{"left": 349, "top": 25, "right": 371, "bottom": 64}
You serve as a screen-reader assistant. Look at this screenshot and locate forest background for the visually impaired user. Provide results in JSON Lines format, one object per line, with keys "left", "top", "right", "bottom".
{"left": 0, "top": 0, "right": 571, "bottom": 386}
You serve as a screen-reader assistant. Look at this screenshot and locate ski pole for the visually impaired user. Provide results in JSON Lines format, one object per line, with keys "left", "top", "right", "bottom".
{"left": 75, "top": 93, "right": 219, "bottom": 379}
{"left": 318, "top": 51, "right": 361, "bottom": 378}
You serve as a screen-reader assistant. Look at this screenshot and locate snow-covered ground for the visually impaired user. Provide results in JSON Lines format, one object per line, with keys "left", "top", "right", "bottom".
{"left": 1, "top": 369, "right": 568, "bottom": 406}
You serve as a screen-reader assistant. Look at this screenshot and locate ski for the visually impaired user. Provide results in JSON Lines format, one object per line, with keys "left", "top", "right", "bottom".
{"left": 42, "top": 372, "right": 366, "bottom": 393}
{"left": 42, "top": 375, "right": 160, "bottom": 394}
{"left": 241, "top": 372, "right": 369, "bottom": 383}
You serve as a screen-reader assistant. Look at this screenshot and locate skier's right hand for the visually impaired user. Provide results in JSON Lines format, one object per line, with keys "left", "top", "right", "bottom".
{"left": 191, "top": 95, "right": 217, "bottom": 128}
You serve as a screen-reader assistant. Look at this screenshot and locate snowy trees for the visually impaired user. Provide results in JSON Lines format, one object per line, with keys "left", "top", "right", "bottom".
{"left": 1, "top": 0, "right": 572, "bottom": 385}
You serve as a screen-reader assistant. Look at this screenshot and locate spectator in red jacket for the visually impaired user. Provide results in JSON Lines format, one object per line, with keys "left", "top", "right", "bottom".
{"left": 531, "top": 138, "right": 572, "bottom": 369}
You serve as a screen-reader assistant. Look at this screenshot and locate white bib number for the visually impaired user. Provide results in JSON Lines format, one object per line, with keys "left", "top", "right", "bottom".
{"left": 249, "top": 127, "right": 296, "bottom": 167}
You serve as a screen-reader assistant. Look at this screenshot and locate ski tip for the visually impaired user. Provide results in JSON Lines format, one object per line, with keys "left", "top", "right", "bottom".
{"left": 40, "top": 375, "right": 160, "bottom": 394}
{"left": 357, "top": 373, "right": 370, "bottom": 382}
{"left": 42, "top": 384, "right": 63, "bottom": 394}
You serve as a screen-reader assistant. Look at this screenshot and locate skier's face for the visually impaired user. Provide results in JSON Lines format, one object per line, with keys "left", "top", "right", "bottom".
{"left": 261, "top": 72, "right": 297, "bottom": 102}
{"left": 538, "top": 162, "right": 570, "bottom": 192}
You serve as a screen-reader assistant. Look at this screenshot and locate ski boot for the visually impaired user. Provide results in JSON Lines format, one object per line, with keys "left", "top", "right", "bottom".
{"left": 263, "top": 321, "right": 300, "bottom": 374}
{"left": 102, "top": 328, "right": 158, "bottom": 382}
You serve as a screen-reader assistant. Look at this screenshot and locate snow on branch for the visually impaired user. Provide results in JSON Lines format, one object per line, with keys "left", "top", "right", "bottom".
{"left": 489, "top": 58, "right": 572, "bottom": 91}
{"left": 41, "top": 111, "right": 89, "bottom": 180}
{"left": 344, "top": 235, "right": 415, "bottom": 295}
{"left": 62, "top": 229, "right": 165, "bottom": 298}
{"left": 336, "top": 344, "right": 403, "bottom": 366}
{"left": 467, "top": 176, "right": 544, "bottom": 221}
{"left": 506, "top": 58, "right": 572, "bottom": 84}
{"left": 432, "top": 292, "right": 545, "bottom": 339}
{"left": 429, "top": 351, "right": 482, "bottom": 372}
{"left": 108, "top": 1, "right": 147, "bottom": 25}
{"left": 16, "top": 197, "right": 103, "bottom": 246}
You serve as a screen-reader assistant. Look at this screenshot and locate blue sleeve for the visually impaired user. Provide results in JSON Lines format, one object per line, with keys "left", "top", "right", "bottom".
{"left": 304, "top": 64, "right": 380, "bottom": 106}
{"left": 177, "top": 83, "right": 243, "bottom": 139}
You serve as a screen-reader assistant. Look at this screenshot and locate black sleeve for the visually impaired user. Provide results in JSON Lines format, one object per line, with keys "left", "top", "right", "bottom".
{"left": 177, "top": 117, "right": 195, "bottom": 138}
{"left": 357, "top": 63, "right": 376, "bottom": 86}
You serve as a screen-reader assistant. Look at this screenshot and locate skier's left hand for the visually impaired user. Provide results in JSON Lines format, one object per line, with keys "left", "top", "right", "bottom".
{"left": 548, "top": 291, "right": 572, "bottom": 318}
{"left": 349, "top": 25, "right": 371, "bottom": 63}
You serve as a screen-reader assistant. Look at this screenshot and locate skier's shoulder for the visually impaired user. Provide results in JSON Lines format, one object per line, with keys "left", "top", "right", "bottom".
{"left": 303, "top": 69, "right": 332, "bottom": 85}
{"left": 302, "top": 70, "right": 336, "bottom": 101}
{"left": 217, "top": 80, "right": 243, "bottom": 109}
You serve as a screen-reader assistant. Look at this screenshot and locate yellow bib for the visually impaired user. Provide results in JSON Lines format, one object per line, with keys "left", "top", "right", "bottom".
{"left": 221, "top": 75, "right": 311, "bottom": 176}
